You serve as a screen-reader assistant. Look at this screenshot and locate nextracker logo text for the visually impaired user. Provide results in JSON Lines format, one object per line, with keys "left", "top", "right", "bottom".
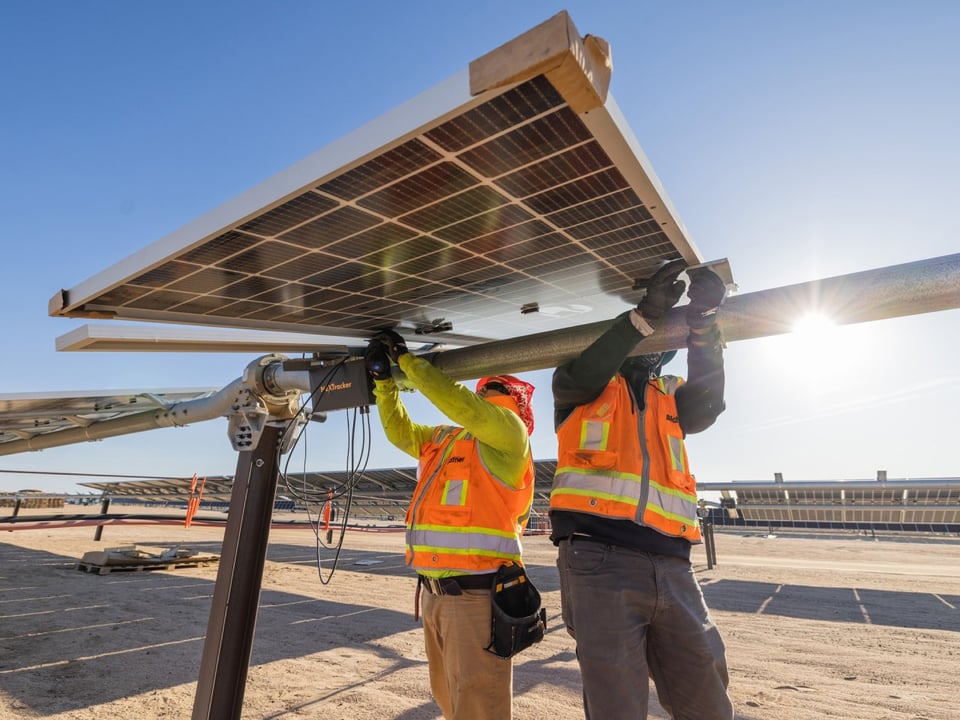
{"left": 320, "top": 381, "right": 353, "bottom": 392}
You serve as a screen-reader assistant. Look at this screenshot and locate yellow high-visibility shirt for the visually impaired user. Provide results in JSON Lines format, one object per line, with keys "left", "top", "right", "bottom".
{"left": 372, "top": 354, "right": 531, "bottom": 489}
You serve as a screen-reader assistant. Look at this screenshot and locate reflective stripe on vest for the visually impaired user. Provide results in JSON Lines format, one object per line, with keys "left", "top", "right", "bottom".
{"left": 407, "top": 524, "right": 523, "bottom": 560}
{"left": 581, "top": 420, "right": 610, "bottom": 451}
{"left": 441, "top": 479, "right": 466, "bottom": 506}
{"left": 667, "top": 435, "right": 687, "bottom": 474}
{"left": 552, "top": 469, "right": 699, "bottom": 525}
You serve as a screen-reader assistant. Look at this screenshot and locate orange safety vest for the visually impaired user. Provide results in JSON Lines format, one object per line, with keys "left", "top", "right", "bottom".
{"left": 406, "top": 426, "right": 535, "bottom": 573}
{"left": 551, "top": 375, "right": 702, "bottom": 542}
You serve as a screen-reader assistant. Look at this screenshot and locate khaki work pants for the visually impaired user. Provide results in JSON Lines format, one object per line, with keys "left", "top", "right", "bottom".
{"left": 420, "top": 587, "right": 512, "bottom": 719}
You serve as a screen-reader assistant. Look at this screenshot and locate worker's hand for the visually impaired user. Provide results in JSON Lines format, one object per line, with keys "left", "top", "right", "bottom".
{"left": 637, "top": 259, "right": 687, "bottom": 326}
{"left": 686, "top": 267, "right": 727, "bottom": 329}
{"left": 364, "top": 341, "right": 392, "bottom": 381}
{"left": 375, "top": 329, "right": 409, "bottom": 363}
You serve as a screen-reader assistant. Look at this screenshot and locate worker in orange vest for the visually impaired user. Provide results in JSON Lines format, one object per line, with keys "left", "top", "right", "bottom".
{"left": 366, "top": 329, "right": 536, "bottom": 720}
{"left": 550, "top": 259, "right": 735, "bottom": 719}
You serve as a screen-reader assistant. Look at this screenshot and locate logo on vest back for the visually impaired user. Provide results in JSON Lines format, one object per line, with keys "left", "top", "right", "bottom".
{"left": 447, "top": 456, "right": 465, "bottom": 463}
{"left": 666, "top": 414, "right": 680, "bottom": 424}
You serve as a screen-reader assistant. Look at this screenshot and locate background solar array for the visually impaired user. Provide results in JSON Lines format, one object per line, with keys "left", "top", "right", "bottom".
{"left": 73, "top": 472, "right": 960, "bottom": 531}
{"left": 83, "top": 460, "right": 558, "bottom": 499}
{"left": 0, "top": 390, "right": 217, "bottom": 448}
{"left": 728, "top": 485, "right": 960, "bottom": 527}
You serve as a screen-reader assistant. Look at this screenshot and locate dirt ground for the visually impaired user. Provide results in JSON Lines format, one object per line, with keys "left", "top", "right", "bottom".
{"left": 1, "top": 509, "right": 958, "bottom": 719}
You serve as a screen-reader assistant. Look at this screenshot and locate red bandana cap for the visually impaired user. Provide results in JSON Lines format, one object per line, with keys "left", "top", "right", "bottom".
{"left": 476, "top": 374, "right": 535, "bottom": 435}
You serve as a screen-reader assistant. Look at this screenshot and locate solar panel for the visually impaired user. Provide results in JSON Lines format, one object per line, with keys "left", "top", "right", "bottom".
{"left": 49, "top": 12, "right": 702, "bottom": 346}
{"left": 906, "top": 487, "right": 960, "bottom": 504}
{"left": 0, "top": 389, "right": 218, "bottom": 448}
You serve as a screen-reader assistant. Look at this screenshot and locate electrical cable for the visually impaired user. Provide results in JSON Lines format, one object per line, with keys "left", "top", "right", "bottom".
{"left": 272, "top": 356, "right": 375, "bottom": 584}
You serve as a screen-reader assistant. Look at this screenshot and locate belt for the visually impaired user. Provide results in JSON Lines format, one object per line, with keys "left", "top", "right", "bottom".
{"left": 418, "top": 574, "right": 493, "bottom": 596}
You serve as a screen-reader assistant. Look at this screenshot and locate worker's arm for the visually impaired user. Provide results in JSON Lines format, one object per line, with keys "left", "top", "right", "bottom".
{"left": 372, "top": 376, "right": 434, "bottom": 460}
{"left": 676, "top": 324, "right": 725, "bottom": 435}
{"left": 553, "top": 261, "right": 687, "bottom": 429}
{"left": 552, "top": 310, "right": 648, "bottom": 429}
{"left": 676, "top": 269, "right": 727, "bottom": 434}
{"left": 398, "top": 354, "right": 530, "bottom": 487}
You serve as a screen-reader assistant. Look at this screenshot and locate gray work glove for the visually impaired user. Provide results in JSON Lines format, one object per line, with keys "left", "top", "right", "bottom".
{"left": 375, "top": 329, "right": 409, "bottom": 364}
{"left": 637, "top": 259, "right": 687, "bottom": 327}
{"left": 364, "top": 340, "right": 392, "bottom": 381}
{"left": 686, "top": 268, "right": 727, "bottom": 329}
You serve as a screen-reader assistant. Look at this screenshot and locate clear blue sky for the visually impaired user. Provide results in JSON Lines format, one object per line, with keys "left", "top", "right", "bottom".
{"left": 1, "top": 1, "right": 958, "bottom": 494}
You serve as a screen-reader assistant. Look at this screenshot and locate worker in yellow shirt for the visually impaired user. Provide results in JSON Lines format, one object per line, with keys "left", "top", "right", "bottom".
{"left": 365, "top": 329, "right": 536, "bottom": 720}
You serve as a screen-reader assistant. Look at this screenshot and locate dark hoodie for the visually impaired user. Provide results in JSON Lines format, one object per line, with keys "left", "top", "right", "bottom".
{"left": 550, "top": 311, "right": 725, "bottom": 559}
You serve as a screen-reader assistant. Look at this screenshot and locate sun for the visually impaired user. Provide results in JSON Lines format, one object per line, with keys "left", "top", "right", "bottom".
{"left": 791, "top": 313, "right": 838, "bottom": 341}
{"left": 765, "top": 313, "right": 846, "bottom": 383}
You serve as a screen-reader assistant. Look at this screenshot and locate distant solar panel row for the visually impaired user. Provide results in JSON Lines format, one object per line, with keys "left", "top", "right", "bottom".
{"left": 0, "top": 389, "right": 217, "bottom": 446}
{"left": 737, "top": 507, "right": 960, "bottom": 523}
{"left": 83, "top": 460, "right": 561, "bottom": 501}
{"left": 708, "top": 481, "right": 960, "bottom": 532}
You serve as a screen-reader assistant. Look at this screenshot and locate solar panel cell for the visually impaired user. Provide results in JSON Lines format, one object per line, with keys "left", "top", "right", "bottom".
{"left": 280, "top": 207, "right": 382, "bottom": 249}
{"left": 494, "top": 142, "right": 613, "bottom": 197}
{"left": 238, "top": 192, "right": 339, "bottom": 236}
{"left": 263, "top": 252, "right": 342, "bottom": 282}
{"left": 181, "top": 231, "right": 262, "bottom": 265}
{"left": 457, "top": 107, "right": 592, "bottom": 177}
{"left": 394, "top": 249, "right": 486, "bottom": 281}
{"left": 317, "top": 139, "right": 442, "bottom": 200}
{"left": 131, "top": 261, "right": 201, "bottom": 288}
{"left": 166, "top": 267, "right": 247, "bottom": 294}
{"left": 125, "top": 289, "right": 197, "bottom": 311}
{"left": 523, "top": 167, "right": 629, "bottom": 214}
{"left": 356, "top": 162, "right": 479, "bottom": 217}
{"left": 244, "top": 283, "right": 316, "bottom": 306}
{"left": 300, "top": 259, "right": 378, "bottom": 288}
{"left": 208, "top": 300, "right": 274, "bottom": 318}
{"left": 424, "top": 75, "right": 564, "bottom": 152}
{"left": 216, "top": 242, "right": 306, "bottom": 274}
{"left": 401, "top": 186, "right": 512, "bottom": 233}
{"left": 322, "top": 223, "right": 419, "bottom": 258}
{"left": 460, "top": 220, "right": 554, "bottom": 255}
{"left": 433, "top": 203, "right": 533, "bottom": 243}
{"left": 219, "top": 276, "right": 286, "bottom": 301}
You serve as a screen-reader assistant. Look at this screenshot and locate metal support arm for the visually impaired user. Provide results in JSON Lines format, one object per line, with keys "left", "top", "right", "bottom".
{"left": 428, "top": 252, "right": 960, "bottom": 381}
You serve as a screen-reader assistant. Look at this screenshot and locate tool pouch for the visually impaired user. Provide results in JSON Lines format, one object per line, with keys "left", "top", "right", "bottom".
{"left": 484, "top": 562, "right": 546, "bottom": 659}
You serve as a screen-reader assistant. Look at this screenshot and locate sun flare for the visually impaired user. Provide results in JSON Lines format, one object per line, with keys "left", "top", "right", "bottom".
{"left": 791, "top": 313, "right": 837, "bottom": 340}
{"left": 767, "top": 313, "right": 848, "bottom": 383}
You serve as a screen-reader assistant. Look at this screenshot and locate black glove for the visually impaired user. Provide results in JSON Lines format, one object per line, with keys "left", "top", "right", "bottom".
{"left": 637, "top": 259, "right": 687, "bottom": 325}
{"left": 364, "top": 341, "right": 392, "bottom": 381}
{"left": 375, "top": 329, "right": 409, "bottom": 363}
{"left": 686, "top": 268, "right": 727, "bottom": 329}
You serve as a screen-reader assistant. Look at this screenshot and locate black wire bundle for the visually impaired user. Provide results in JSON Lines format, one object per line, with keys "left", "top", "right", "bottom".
{"left": 276, "top": 358, "right": 373, "bottom": 584}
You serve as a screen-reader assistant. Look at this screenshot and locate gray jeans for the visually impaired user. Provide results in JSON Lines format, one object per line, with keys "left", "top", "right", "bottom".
{"left": 558, "top": 536, "right": 734, "bottom": 720}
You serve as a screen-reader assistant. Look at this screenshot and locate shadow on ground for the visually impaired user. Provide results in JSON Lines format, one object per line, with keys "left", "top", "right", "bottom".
{"left": 701, "top": 577, "right": 960, "bottom": 631}
{"left": 0, "top": 538, "right": 565, "bottom": 716}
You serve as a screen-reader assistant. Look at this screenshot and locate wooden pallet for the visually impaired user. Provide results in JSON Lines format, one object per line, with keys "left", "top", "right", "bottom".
{"left": 77, "top": 555, "right": 219, "bottom": 575}
{"left": 77, "top": 545, "right": 219, "bottom": 575}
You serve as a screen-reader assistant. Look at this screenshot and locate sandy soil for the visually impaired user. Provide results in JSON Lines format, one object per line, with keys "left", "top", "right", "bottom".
{"left": 1, "top": 509, "right": 958, "bottom": 719}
